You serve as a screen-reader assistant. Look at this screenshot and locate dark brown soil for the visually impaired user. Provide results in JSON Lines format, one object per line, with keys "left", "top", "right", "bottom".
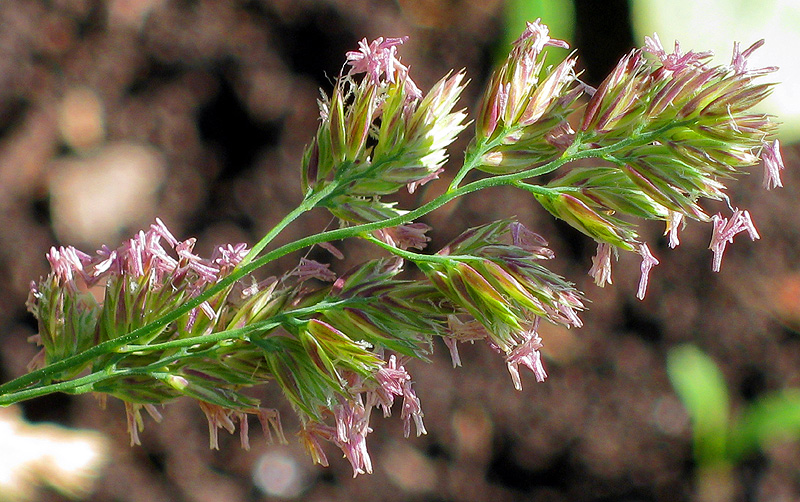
{"left": 0, "top": 2, "right": 797, "bottom": 501}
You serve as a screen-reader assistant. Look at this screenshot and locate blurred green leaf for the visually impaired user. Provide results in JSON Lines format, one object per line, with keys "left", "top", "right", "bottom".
{"left": 729, "top": 389, "right": 800, "bottom": 461}
{"left": 667, "top": 345, "right": 730, "bottom": 466}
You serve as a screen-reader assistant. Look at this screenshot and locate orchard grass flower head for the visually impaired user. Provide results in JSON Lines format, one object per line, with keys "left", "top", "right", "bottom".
{"left": 474, "top": 19, "right": 582, "bottom": 174}
{"left": 537, "top": 31, "right": 783, "bottom": 287}
{"left": 2, "top": 21, "right": 787, "bottom": 477}
{"left": 303, "top": 36, "right": 467, "bottom": 226}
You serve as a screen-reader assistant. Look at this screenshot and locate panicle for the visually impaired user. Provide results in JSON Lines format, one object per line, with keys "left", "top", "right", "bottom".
{"left": 473, "top": 22, "right": 580, "bottom": 175}
{"left": 30, "top": 217, "right": 448, "bottom": 468}
{"left": 542, "top": 33, "right": 782, "bottom": 296}
{"left": 303, "top": 39, "right": 468, "bottom": 226}
{"left": 27, "top": 219, "right": 318, "bottom": 451}
{"left": 421, "top": 221, "right": 583, "bottom": 388}
{"left": 18, "top": 21, "right": 788, "bottom": 477}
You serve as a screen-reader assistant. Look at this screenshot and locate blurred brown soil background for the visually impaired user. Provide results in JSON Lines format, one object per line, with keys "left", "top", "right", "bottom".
{"left": 0, "top": 1, "right": 798, "bottom": 501}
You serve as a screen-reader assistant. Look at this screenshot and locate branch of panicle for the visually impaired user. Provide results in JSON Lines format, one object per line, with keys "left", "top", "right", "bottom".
{"left": 539, "top": 32, "right": 784, "bottom": 297}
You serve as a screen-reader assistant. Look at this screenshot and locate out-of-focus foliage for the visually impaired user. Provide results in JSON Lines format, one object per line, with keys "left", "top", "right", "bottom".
{"left": 669, "top": 344, "right": 800, "bottom": 498}
{"left": 667, "top": 345, "right": 730, "bottom": 466}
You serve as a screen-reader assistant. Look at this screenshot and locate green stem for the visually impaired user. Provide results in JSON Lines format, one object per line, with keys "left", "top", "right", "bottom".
{"left": 1, "top": 368, "right": 126, "bottom": 403}
{"left": 512, "top": 181, "right": 553, "bottom": 196}
{"left": 361, "top": 234, "right": 477, "bottom": 266}
{"left": 119, "top": 322, "right": 280, "bottom": 354}
{"left": 239, "top": 182, "right": 338, "bottom": 267}
{"left": 448, "top": 140, "right": 486, "bottom": 191}
{"left": 448, "top": 121, "right": 691, "bottom": 193}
